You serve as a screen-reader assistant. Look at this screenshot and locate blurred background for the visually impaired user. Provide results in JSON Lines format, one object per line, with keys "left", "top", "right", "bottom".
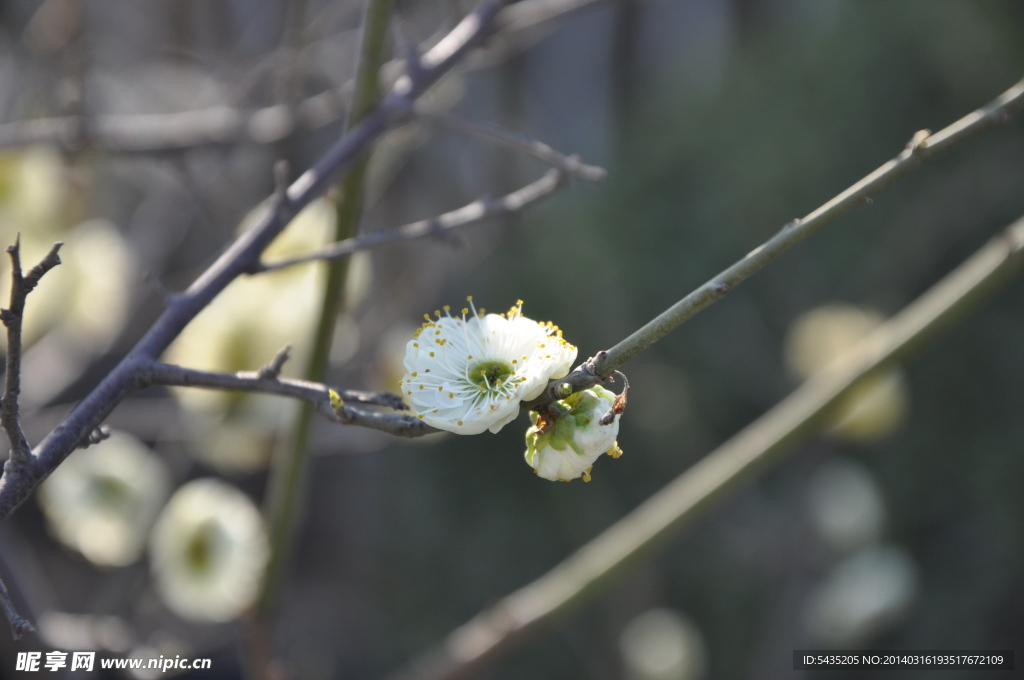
{"left": 0, "top": 0, "right": 1023, "bottom": 678}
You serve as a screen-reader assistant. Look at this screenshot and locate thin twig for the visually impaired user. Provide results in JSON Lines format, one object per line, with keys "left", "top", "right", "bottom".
{"left": 0, "top": 0, "right": 509, "bottom": 526}
{"left": 0, "top": 572, "right": 33, "bottom": 641}
{"left": 259, "top": 168, "right": 569, "bottom": 272}
{"left": 1, "top": 241, "right": 63, "bottom": 469}
{"left": 387, "top": 212, "right": 1024, "bottom": 680}
{"left": 141, "top": 362, "right": 411, "bottom": 413}
{"left": 523, "top": 74, "right": 1024, "bottom": 409}
{"left": 257, "top": 345, "right": 293, "bottom": 380}
{"left": 418, "top": 109, "right": 607, "bottom": 182}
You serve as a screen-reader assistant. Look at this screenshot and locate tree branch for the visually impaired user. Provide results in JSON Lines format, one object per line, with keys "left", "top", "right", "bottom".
{"left": 0, "top": 239, "right": 61, "bottom": 640}
{"left": 0, "top": 0, "right": 602, "bottom": 154}
{"left": 387, "top": 212, "right": 1024, "bottom": 680}
{"left": 258, "top": 168, "right": 569, "bottom": 272}
{"left": 523, "top": 74, "right": 1024, "bottom": 409}
{"left": 141, "top": 361, "right": 435, "bottom": 438}
{"left": 1, "top": 240, "right": 62, "bottom": 469}
{"left": 0, "top": 0, "right": 510, "bottom": 525}
{"left": 417, "top": 109, "right": 608, "bottom": 182}
{"left": 140, "top": 362, "right": 410, "bottom": 412}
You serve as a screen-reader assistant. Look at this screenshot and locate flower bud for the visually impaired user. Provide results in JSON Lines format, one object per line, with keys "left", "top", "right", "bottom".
{"left": 524, "top": 386, "right": 622, "bottom": 482}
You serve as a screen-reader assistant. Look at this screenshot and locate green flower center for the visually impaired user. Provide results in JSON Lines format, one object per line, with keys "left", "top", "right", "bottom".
{"left": 184, "top": 521, "right": 221, "bottom": 575}
{"left": 90, "top": 475, "right": 134, "bottom": 514}
{"left": 468, "top": 359, "right": 514, "bottom": 389}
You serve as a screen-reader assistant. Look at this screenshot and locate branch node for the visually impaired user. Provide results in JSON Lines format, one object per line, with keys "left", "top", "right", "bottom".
{"left": 600, "top": 370, "right": 629, "bottom": 425}
{"left": 78, "top": 425, "right": 111, "bottom": 450}
{"left": 273, "top": 159, "right": 291, "bottom": 203}
{"left": 143, "top": 272, "right": 178, "bottom": 303}
{"left": 258, "top": 345, "right": 292, "bottom": 380}
{"left": 713, "top": 282, "right": 731, "bottom": 297}
{"left": 905, "top": 128, "right": 931, "bottom": 154}
{"left": 428, "top": 219, "right": 466, "bottom": 247}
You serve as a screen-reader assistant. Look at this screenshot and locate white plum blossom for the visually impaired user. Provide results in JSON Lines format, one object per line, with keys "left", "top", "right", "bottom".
{"left": 148, "top": 479, "right": 269, "bottom": 623}
{"left": 524, "top": 386, "right": 623, "bottom": 482}
{"left": 37, "top": 431, "right": 170, "bottom": 568}
{"left": 400, "top": 298, "right": 577, "bottom": 435}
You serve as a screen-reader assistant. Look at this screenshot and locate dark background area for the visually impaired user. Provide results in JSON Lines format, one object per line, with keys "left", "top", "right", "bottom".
{"left": 0, "top": 0, "right": 1022, "bottom": 678}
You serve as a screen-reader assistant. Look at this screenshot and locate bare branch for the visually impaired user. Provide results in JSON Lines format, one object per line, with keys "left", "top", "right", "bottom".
{"left": 141, "top": 361, "right": 410, "bottom": 412}
{"left": 0, "top": 0, "right": 509, "bottom": 526}
{"left": 418, "top": 109, "right": 607, "bottom": 182}
{"left": 328, "top": 403, "right": 439, "bottom": 438}
{"left": 524, "top": 74, "right": 1024, "bottom": 409}
{"left": 259, "top": 168, "right": 568, "bottom": 272}
{"left": 1, "top": 240, "right": 62, "bottom": 468}
{"left": 0, "top": 0, "right": 604, "bottom": 156}
{"left": 388, "top": 212, "right": 1024, "bottom": 680}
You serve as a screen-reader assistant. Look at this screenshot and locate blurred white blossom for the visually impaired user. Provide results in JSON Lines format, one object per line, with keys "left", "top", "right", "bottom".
{"left": 807, "top": 458, "right": 887, "bottom": 555}
{"left": 0, "top": 146, "right": 67, "bottom": 234}
{"left": 524, "top": 386, "right": 622, "bottom": 482}
{"left": 0, "top": 146, "right": 132, "bottom": 352}
{"left": 164, "top": 198, "right": 335, "bottom": 471}
{"left": 619, "top": 608, "right": 708, "bottom": 680}
{"left": 38, "top": 431, "right": 170, "bottom": 568}
{"left": 785, "top": 304, "right": 909, "bottom": 441}
{"left": 149, "top": 478, "right": 269, "bottom": 623}
{"left": 400, "top": 299, "right": 576, "bottom": 434}
{"left": 803, "top": 544, "right": 918, "bottom": 647}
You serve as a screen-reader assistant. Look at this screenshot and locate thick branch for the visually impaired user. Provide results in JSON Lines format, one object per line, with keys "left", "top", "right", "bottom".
{"left": 259, "top": 168, "right": 569, "bottom": 272}
{"left": 141, "top": 362, "right": 409, "bottom": 412}
{"left": 524, "top": 74, "right": 1024, "bottom": 409}
{"left": 418, "top": 110, "right": 607, "bottom": 182}
{"left": 0, "top": 0, "right": 509, "bottom": 525}
{"left": 388, "top": 213, "right": 1024, "bottom": 680}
